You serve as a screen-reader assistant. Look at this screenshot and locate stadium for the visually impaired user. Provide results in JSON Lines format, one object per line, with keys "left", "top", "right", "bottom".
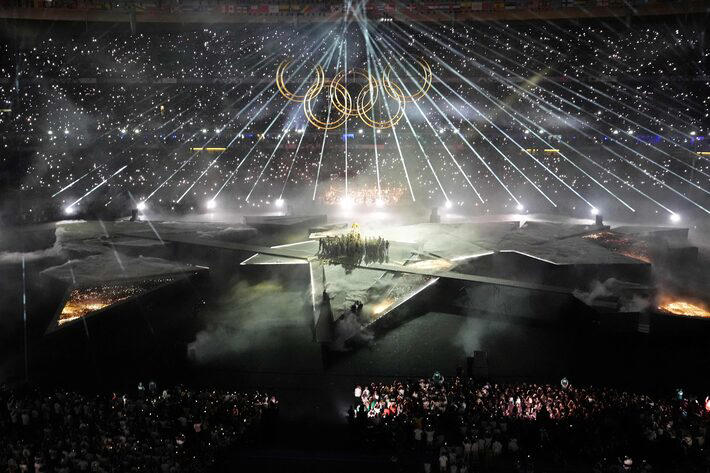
{"left": 1, "top": 0, "right": 710, "bottom": 471}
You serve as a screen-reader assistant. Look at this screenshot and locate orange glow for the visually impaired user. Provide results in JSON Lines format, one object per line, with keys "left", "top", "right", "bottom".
{"left": 59, "top": 300, "right": 117, "bottom": 325}
{"left": 371, "top": 298, "right": 394, "bottom": 316}
{"left": 57, "top": 279, "right": 175, "bottom": 326}
{"left": 583, "top": 231, "right": 651, "bottom": 263}
{"left": 658, "top": 298, "right": 710, "bottom": 318}
{"left": 408, "top": 259, "right": 454, "bottom": 272}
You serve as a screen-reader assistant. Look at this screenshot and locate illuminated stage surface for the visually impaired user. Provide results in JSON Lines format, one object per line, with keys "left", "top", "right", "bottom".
{"left": 9, "top": 214, "right": 707, "bottom": 396}
{"left": 38, "top": 216, "right": 708, "bottom": 333}
{"left": 41, "top": 251, "right": 209, "bottom": 333}
{"left": 108, "top": 216, "right": 676, "bottom": 345}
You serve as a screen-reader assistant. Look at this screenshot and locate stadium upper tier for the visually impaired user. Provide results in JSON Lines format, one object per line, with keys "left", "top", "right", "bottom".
{"left": 1, "top": 0, "right": 709, "bottom": 24}
{"left": 0, "top": 16, "right": 708, "bottom": 225}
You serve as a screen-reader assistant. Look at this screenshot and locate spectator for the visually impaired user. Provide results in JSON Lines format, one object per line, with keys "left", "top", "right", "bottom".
{"left": 350, "top": 377, "right": 710, "bottom": 472}
{"left": 0, "top": 384, "right": 277, "bottom": 473}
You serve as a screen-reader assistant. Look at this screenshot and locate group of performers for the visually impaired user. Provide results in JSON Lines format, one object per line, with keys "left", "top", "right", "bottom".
{"left": 318, "top": 226, "right": 390, "bottom": 268}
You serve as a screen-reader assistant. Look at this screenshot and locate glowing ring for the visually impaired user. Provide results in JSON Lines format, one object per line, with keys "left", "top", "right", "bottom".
{"left": 330, "top": 68, "right": 378, "bottom": 118}
{"left": 276, "top": 59, "right": 325, "bottom": 103}
{"left": 304, "top": 79, "right": 351, "bottom": 130}
{"left": 356, "top": 80, "right": 405, "bottom": 130}
{"left": 275, "top": 59, "right": 428, "bottom": 129}
{"left": 276, "top": 60, "right": 324, "bottom": 102}
{"left": 383, "top": 59, "right": 432, "bottom": 103}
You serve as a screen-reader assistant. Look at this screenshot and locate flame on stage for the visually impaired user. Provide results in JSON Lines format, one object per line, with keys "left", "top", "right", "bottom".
{"left": 58, "top": 278, "right": 176, "bottom": 326}
{"left": 658, "top": 296, "right": 710, "bottom": 318}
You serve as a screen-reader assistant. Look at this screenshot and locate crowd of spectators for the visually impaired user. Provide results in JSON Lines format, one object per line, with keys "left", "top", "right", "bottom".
{"left": 349, "top": 376, "right": 710, "bottom": 472}
{"left": 0, "top": 382, "right": 278, "bottom": 473}
{"left": 0, "top": 18, "right": 707, "bottom": 221}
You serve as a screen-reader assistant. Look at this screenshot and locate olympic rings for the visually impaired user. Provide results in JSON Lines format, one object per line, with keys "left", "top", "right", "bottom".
{"left": 330, "top": 68, "right": 378, "bottom": 118}
{"left": 275, "top": 57, "right": 431, "bottom": 130}
{"left": 276, "top": 60, "right": 325, "bottom": 103}
{"left": 383, "top": 59, "right": 432, "bottom": 103}
{"left": 303, "top": 79, "right": 350, "bottom": 130}
{"left": 357, "top": 80, "right": 405, "bottom": 130}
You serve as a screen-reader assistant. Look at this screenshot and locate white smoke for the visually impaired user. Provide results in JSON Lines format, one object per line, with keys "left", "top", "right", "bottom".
{"left": 620, "top": 295, "right": 651, "bottom": 312}
{"left": 573, "top": 279, "right": 613, "bottom": 305}
{"left": 574, "top": 278, "right": 652, "bottom": 312}
{"left": 330, "top": 310, "right": 373, "bottom": 351}
{"left": 188, "top": 279, "right": 306, "bottom": 363}
{"left": 196, "top": 226, "right": 257, "bottom": 242}
{"left": 0, "top": 226, "right": 67, "bottom": 264}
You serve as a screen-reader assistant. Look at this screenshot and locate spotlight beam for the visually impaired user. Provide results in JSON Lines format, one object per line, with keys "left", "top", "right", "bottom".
{"left": 179, "top": 31, "right": 339, "bottom": 203}
{"left": 142, "top": 55, "right": 292, "bottom": 202}
{"left": 107, "top": 30, "right": 277, "bottom": 139}
{"left": 364, "top": 36, "right": 449, "bottom": 202}
{"left": 245, "top": 112, "right": 301, "bottom": 202}
{"left": 359, "top": 21, "right": 521, "bottom": 208}
{"left": 475, "top": 41, "right": 710, "bottom": 177}
{"left": 475, "top": 89, "right": 641, "bottom": 213}
{"left": 522, "top": 21, "right": 703, "bottom": 128}
{"left": 431, "top": 17, "right": 701, "bottom": 135}
{"left": 379, "top": 22, "right": 567, "bottom": 209}
{"left": 533, "top": 96, "right": 707, "bottom": 215}
{"left": 279, "top": 122, "right": 309, "bottom": 200}
{"left": 66, "top": 165, "right": 128, "bottom": 209}
{"left": 312, "top": 41, "right": 343, "bottom": 201}
{"left": 378, "top": 30, "right": 635, "bottom": 214}
{"left": 384, "top": 21, "right": 710, "bottom": 216}
{"left": 159, "top": 53, "right": 275, "bottom": 139}
{"left": 344, "top": 37, "right": 349, "bottom": 202}
{"left": 359, "top": 18, "right": 415, "bottom": 201}
{"left": 382, "top": 24, "right": 597, "bottom": 210}
{"left": 51, "top": 164, "right": 104, "bottom": 198}
{"left": 214, "top": 38, "right": 343, "bottom": 201}
{"left": 54, "top": 88, "right": 188, "bottom": 202}
{"left": 313, "top": 21, "right": 351, "bottom": 201}
{"left": 353, "top": 11, "right": 383, "bottom": 200}
{"left": 142, "top": 26, "right": 335, "bottom": 204}
{"left": 178, "top": 90, "right": 278, "bottom": 203}
{"left": 522, "top": 88, "right": 710, "bottom": 215}
{"left": 405, "top": 22, "right": 710, "bottom": 196}
{"left": 469, "top": 86, "right": 641, "bottom": 212}
{"left": 54, "top": 44, "right": 277, "bottom": 200}
{"left": 366, "top": 36, "right": 484, "bottom": 204}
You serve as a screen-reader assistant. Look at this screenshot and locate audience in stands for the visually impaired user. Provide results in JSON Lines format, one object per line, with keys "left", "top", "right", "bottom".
{"left": 0, "top": 383, "right": 278, "bottom": 473}
{"left": 350, "top": 377, "right": 710, "bottom": 472}
{"left": 1, "top": 21, "right": 706, "bottom": 224}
